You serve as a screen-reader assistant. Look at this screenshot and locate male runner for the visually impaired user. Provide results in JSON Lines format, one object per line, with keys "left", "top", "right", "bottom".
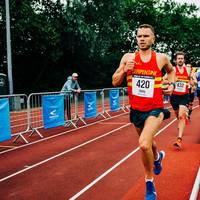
{"left": 170, "top": 52, "right": 191, "bottom": 148}
{"left": 187, "top": 64, "right": 197, "bottom": 121}
{"left": 195, "top": 68, "right": 200, "bottom": 106}
{"left": 112, "top": 24, "right": 175, "bottom": 200}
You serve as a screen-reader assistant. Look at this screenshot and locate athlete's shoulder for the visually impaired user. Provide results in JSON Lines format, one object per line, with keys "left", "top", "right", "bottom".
{"left": 121, "top": 52, "right": 136, "bottom": 62}
{"left": 156, "top": 52, "right": 169, "bottom": 60}
{"left": 156, "top": 52, "right": 171, "bottom": 68}
{"left": 123, "top": 52, "right": 135, "bottom": 58}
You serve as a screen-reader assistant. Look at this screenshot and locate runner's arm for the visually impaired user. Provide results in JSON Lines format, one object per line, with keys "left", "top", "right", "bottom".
{"left": 189, "top": 71, "right": 197, "bottom": 86}
{"left": 112, "top": 54, "right": 127, "bottom": 86}
{"left": 163, "top": 55, "right": 176, "bottom": 84}
{"left": 112, "top": 53, "right": 136, "bottom": 86}
{"left": 162, "top": 55, "right": 176, "bottom": 94}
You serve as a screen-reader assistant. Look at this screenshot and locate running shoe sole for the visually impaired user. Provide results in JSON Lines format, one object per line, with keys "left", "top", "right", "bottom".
{"left": 174, "top": 142, "right": 181, "bottom": 149}
{"left": 153, "top": 150, "right": 165, "bottom": 175}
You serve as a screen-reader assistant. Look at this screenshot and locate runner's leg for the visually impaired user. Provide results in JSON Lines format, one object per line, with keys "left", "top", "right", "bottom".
{"left": 139, "top": 113, "right": 164, "bottom": 178}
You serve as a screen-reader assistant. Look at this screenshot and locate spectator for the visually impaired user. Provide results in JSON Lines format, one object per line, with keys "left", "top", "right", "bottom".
{"left": 61, "top": 73, "right": 81, "bottom": 121}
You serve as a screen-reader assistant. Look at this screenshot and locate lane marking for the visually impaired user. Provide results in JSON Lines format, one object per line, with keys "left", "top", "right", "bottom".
{"left": 99, "top": 122, "right": 128, "bottom": 125}
{"left": 0, "top": 105, "right": 198, "bottom": 191}
{"left": 0, "top": 112, "right": 129, "bottom": 155}
{"left": 0, "top": 145, "right": 16, "bottom": 149}
{"left": 189, "top": 166, "right": 200, "bottom": 200}
{"left": 0, "top": 104, "right": 176, "bottom": 155}
{"left": 0, "top": 123, "right": 131, "bottom": 182}
{"left": 69, "top": 118, "right": 177, "bottom": 200}
{"left": 69, "top": 104, "right": 200, "bottom": 199}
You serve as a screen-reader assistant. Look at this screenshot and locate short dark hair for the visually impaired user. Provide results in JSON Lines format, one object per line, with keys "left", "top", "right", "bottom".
{"left": 175, "top": 51, "right": 185, "bottom": 59}
{"left": 186, "top": 63, "right": 192, "bottom": 67}
{"left": 138, "top": 24, "right": 155, "bottom": 35}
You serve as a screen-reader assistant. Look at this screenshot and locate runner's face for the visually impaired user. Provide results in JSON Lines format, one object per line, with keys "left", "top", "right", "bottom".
{"left": 186, "top": 64, "right": 192, "bottom": 69}
{"left": 136, "top": 28, "right": 155, "bottom": 51}
{"left": 176, "top": 55, "right": 185, "bottom": 66}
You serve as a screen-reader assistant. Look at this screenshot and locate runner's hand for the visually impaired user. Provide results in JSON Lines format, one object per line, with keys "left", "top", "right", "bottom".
{"left": 163, "top": 84, "right": 174, "bottom": 95}
{"left": 123, "top": 60, "right": 137, "bottom": 73}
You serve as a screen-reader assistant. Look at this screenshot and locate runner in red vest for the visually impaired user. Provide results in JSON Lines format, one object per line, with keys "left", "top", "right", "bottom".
{"left": 195, "top": 67, "right": 200, "bottom": 106}
{"left": 112, "top": 24, "right": 175, "bottom": 200}
{"left": 187, "top": 63, "right": 197, "bottom": 121}
{"left": 170, "top": 52, "right": 192, "bottom": 148}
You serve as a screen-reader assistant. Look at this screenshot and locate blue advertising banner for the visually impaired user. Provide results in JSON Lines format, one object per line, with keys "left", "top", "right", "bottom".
{"left": 109, "top": 89, "right": 120, "bottom": 112}
{"left": 42, "top": 95, "right": 65, "bottom": 129}
{"left": 0, "top": 98, "right": 11, "bottom": 142}
{"left": 84, "top": 92, "right": 97, "bottom": 118}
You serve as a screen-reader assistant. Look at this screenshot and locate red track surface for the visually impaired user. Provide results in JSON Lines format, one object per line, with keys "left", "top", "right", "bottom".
{"left": 0, "top": 103, "right": 199, "bottom": 200}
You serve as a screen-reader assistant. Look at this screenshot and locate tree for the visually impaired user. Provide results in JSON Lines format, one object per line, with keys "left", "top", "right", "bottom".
{"left": 1, "top": 0, "right": 200, "bottom": 93}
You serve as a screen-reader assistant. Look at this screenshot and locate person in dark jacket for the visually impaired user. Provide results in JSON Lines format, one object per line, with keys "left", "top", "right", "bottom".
{"left": 61, "top": 73, "right": 81, "bottom": 120}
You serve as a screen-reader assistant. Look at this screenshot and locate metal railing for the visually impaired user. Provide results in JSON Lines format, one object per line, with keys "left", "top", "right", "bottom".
{"left": 0, "top": 94, "right": 29, "bottom": 143}
{"left": 0, "top": 87, "right": 129, "bottom": 144}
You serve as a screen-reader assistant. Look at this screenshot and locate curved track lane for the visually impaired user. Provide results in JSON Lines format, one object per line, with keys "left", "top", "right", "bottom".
{"left": 0, "top": 104, "right": 199, "bottom": 200}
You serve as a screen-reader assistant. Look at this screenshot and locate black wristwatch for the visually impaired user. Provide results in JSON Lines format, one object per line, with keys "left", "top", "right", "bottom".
{"left": 169, "top": 82, "right": 176, "bottom": 89}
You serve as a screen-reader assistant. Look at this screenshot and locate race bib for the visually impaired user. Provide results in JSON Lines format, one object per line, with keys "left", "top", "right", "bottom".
{"left": 132, "top": 75, "right": 154, "bottom": 98}
{"left": 174, "top": 81, "right": 186, "bottom": 93}
{"left": 198, "top": 81, "right": 200, "bottom": 87}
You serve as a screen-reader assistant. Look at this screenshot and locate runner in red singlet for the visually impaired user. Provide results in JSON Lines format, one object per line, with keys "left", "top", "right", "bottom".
{"left": 187, "top": 64, "right": 197, "bottom": 121}
{"left": 170, "top": 52, "right": 192, "bottom": 149}
{"left": 112, "top": 24, "right": 175, "bottom": 200}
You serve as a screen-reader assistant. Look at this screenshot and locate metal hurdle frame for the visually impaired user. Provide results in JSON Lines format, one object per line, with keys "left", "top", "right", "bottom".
{"left": 96, "top": 89, "right": 108, "bottom": 119}
{"left": 0, "top": 94, "right": 29, "bottom": 144}
{"left": 101, "top": 89, "right": 111, "bottom": 117}
{"left": 0, "top": 87, "right": 129, "bottom": 144}
{"left": 73, "top": 93, "right": 86, "bottom": 126}
{"left": 60, "top": 91, "right": 78, "bottom": 128}
{"left": 72, "top": 89, "right": 109, "bottom": 125}
{"left": 122, "top": 87, "right": 130, "bottom": 111}
{"left": 27, "top": 91, "right": 78, "bottom": 138}
{"left": 103, "top": 87, "right": 129, "bottom": 114}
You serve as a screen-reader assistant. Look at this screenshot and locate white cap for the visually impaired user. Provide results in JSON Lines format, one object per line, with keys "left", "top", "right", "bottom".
{"left": 72, "top": 73, "right": 78, "bottom": 77}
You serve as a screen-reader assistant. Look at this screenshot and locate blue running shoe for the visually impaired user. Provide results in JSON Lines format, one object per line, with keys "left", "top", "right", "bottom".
{"left": 145, "top": 181, "right": 157, "bottom": 200}
{"left": 153, "top": 150, "right": 165, "bottom": 175}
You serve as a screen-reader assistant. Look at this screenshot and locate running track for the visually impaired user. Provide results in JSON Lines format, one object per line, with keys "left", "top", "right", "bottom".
{"left": 0, "top": 103, "right": 199, "bottom": 200}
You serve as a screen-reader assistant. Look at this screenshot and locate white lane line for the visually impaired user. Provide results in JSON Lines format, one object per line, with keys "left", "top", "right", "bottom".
{"left": 0, "top": 145, "right": 16, "bottom": 149}
{"left": 0, "top": 112, "right": 128, "bottom": 155}
{"left": 0, "top": 105, "right": 175, "bottom": 155}
{"left": 189, "top": 166, "right": 200, "bottom": 200}
{"left": 99, "top": 122, "right": 128, "bottom": 125}
{"left": 69, "top": 104, "right": 200, "bottom": 200}
{"left": 0, "top": 123, "right": 131, "bottom": 182}
{"left": 69, "top": 118, "right": 177, "bottom": 200}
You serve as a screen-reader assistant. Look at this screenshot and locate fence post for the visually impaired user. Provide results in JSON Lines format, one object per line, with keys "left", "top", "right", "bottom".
{"left": 73, "top": 93, "right": 86, "bottom": 126}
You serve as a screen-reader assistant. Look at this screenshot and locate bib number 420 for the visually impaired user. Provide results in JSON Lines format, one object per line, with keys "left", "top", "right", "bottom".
{"left": 132, "top": 75, "right": 154, "bottom": 98}
{"left": 136, "top": 80, "right": 150, "bottom": 88}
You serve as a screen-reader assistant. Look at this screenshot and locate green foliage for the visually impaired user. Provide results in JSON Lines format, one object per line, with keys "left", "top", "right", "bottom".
{"left": 0, "top": 0, "right": 200, "bottom": 93}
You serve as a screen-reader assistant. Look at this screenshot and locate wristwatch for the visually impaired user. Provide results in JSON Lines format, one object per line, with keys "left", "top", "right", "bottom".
{"left": 169, "top": 82, "right": 176, "bottom": 89}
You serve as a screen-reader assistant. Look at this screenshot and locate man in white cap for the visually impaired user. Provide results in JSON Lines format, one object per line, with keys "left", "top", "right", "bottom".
{"left": 61, "top": 72, "right": 81, "bottom": 120}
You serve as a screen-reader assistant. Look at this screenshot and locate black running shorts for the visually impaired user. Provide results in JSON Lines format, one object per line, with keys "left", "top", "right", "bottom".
{"left": 130, "top": 108, "right": 170, "bottom": 129}
{"left": 197, "top": 90, "right": 200, "bottom": 97}
{"left": 170, "top": 94, "right": 189, "bottom": 111}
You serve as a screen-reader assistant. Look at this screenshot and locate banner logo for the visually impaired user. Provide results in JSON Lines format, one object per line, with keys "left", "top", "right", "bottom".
{"left": 84, "top": 92, "right": 97, "bottom": 118}
{"left": 50, "top": 109, "right": 59, "bottom": 119}
{"left": 42, "top": 95, "right": 65, "bottom": 129}
{"left": 109, "top": 89, "right": 120, "bottom": 112}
